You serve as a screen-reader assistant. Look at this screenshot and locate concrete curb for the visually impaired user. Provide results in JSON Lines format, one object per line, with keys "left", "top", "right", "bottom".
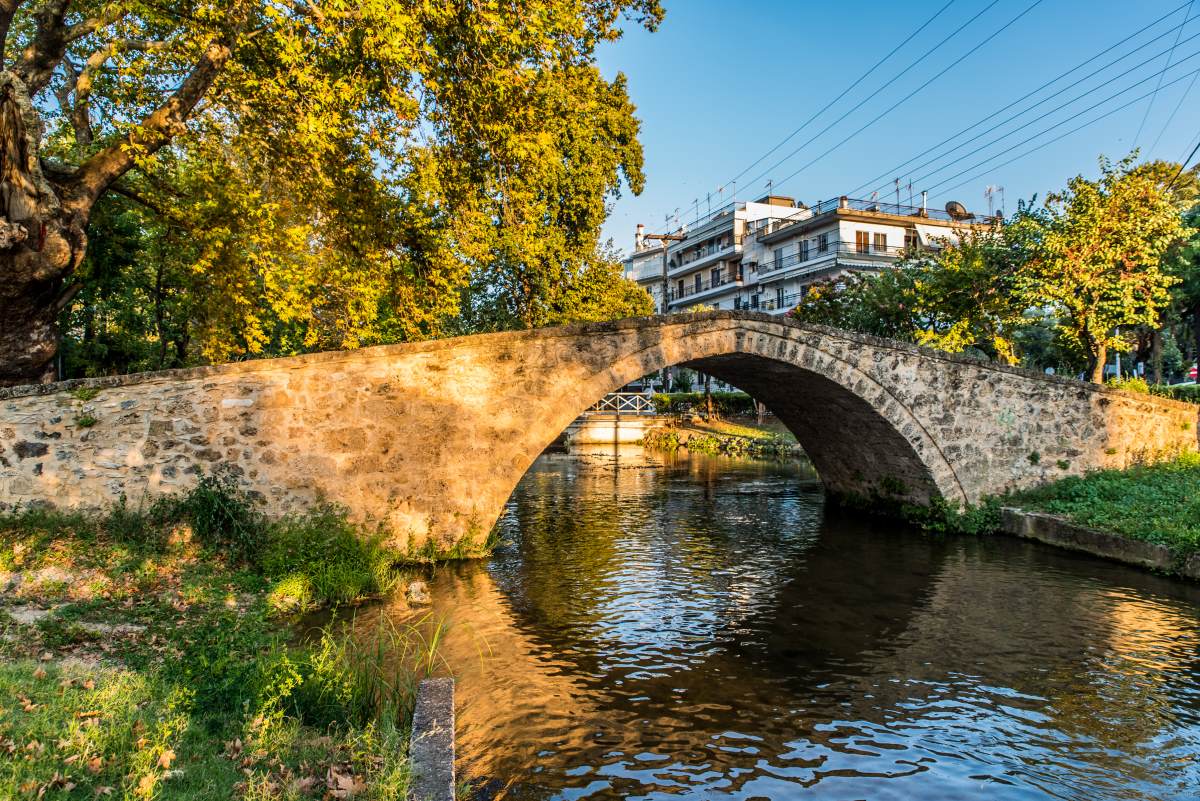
{"left": 1000, "top": 507, "right": 1200, "bottom": 581}
{"left": 409, "top": 678, "right": 455, "bottom": 801}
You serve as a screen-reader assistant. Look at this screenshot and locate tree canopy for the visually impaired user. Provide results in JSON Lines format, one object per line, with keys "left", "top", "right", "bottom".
{"left": 0, "top": 0, "right": 662, "bottom": 383}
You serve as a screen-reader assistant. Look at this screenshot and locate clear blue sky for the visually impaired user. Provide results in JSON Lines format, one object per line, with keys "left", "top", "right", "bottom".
{"left": 595, "top": 0, "right": 1200, "bottom": 253}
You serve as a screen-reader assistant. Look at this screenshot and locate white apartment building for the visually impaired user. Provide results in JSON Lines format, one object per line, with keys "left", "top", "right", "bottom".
{"left": 624, "top": 195, "right": 995, "bottom": 315}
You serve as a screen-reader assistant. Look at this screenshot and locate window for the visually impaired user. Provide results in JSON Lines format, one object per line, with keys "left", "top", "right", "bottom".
{"left": 818, "top": 233, "right": 829, "bottom": 253}
{"left": 774, "top": 247, "right": 785, "bottom": 271}
{"left": 799, "top": 240, "right": 810, "bottom": 262}
{"left": 677, "top": 279, "right": 684, "bottom": 298}
{"left": 873, "top": 232, "right": 887, "bottom": 252}
{"left": 750, "top": 294, "right": 760, "bottom": 309}
{"left": 712, "top": 302, "right": 719, "bottom": 310}
{"left": 694, "top": 273, "right": 702, "bottom": 293}
{"left": 855, "top": 230, "right": 870, "bottom": 254}
{"left": 905, "top": 229, "right": 918, "bottom": 250}
{"left": 776, "top": 285, "right": 785, "bottom": 308}
{"left": 734, "top": 296, "right": 742, "bottom": 310}
{"left": 711, "top": 266, "right": 722, "bottom": 286}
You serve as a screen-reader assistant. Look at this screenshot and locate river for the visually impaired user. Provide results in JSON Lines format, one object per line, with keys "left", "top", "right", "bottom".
{"left": 348, "top": 446, "right": 1200, "bottom": 800}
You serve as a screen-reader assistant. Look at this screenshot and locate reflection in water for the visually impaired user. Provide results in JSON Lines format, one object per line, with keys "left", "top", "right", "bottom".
{"left": 351, "top": 447, "right": 1200, "bottom": 800}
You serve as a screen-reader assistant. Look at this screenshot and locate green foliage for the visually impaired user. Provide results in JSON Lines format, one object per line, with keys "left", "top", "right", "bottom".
{"left": 70, "top": 387, "right": 101, "bottom": 401}
{"left": 1150, "top": 383, "right": 1200, "bottom": 403}
{"left": 1107, "top": 376, "right": 1150, "bottom": 393}
{"left": 791, "top": 156, "right": 1196, "bottom": 380}
{"left": 261, "top": 509, "right": 401, "bottom": 610}
{"left": 1015, "top": 155, "right": 1186, "bottom": 381}
{"left": 75, "top": 413, "right": 99, "bottom": 427}
{"left": 901, "top": 497, "right": 1002, "bottom": 536}
{"left": 651, "top": 391, "right": 757, "bottom": 416}
{"left": 177, "top": 474, "right": 263, "bottom": 565}
{"left": 1006, "top": 453, "right": 1200, "bottom": 554}
{"left": 19, "top": 1, "right": 667, "bottom": 377}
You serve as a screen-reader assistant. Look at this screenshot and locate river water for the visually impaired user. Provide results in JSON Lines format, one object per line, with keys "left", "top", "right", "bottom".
{"left": 354, "top": 446, "right": 1200, "bottom": 799}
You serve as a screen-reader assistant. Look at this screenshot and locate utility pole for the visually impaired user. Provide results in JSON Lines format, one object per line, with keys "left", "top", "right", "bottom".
{"left": 642, "top": 231, "right": 687, "bottom": 315}
{"left": 641, "top": 230, "right": 687, "bottom": 393}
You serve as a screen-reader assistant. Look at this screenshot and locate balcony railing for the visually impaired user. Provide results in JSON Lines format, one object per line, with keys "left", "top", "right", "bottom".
{"left": 756, "top": 243, "right": 911, "bottom": 276}
{"left": 758, "top": 197, "right": 995, "bottom": 240}
{"left": 669, "top": 273, "right": 741, "bottom": 302}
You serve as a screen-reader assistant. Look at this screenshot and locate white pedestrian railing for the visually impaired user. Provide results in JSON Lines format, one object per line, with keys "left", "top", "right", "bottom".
{"left": 584, "top": 392, "right": 657, "bottom": 416}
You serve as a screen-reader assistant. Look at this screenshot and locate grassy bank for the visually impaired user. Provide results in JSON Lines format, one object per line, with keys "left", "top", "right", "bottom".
{"left": 0, "top": 481, "right": 442, "bottom": 800}
{"left": 642, "top": 417, "right": 801, "bottom": 459}
{"left": 1003, "top": 453, "right": 1200, "bottom": 556}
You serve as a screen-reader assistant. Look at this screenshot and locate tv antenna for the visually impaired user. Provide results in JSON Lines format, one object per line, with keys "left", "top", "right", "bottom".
{"left": 985, "top": 185, "right": 1005, "bottom": 216}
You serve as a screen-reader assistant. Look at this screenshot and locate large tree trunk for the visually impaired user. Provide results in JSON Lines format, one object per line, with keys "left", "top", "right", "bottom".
{"left": 0, "top": 71, "right": 86, "bottom": 386}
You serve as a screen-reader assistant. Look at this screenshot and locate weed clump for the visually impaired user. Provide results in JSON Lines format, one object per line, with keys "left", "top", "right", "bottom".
{"left": 262, "top": 508, "right": 401, "bottom": 612}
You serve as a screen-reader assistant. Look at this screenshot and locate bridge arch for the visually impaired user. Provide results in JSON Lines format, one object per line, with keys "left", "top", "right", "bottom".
{"left": 0, "top": 311, "right": 1194, "bottom": 552}
{"left": 496, "top": 318, "right": 967, "bottom": 526}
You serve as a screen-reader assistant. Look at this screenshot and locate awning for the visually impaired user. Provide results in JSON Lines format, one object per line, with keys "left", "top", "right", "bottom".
{"left": 914, "top": 223, "right": 960, "bottom": 248}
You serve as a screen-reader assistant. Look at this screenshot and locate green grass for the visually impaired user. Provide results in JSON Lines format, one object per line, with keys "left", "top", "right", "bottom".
{"left": 0, "top": 482, "right": 446, "bottom": 799}
{"left": 1006, "top": 452, "right": 1200, "bottom": 555}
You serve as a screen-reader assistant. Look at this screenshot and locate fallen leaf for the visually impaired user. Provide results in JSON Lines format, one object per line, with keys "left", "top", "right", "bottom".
{"left": 32, "top": 667, "right": 46, "bottom": 680}
{"left": 83, "top": 679, "right": 95, "bottom": 691}
{"left": 87, "top": 757, "right": 103, "bottom": 774}
{"left": 40, "top": 651, "right": 53, "bottom": 662}
{"left": 157, "top": 749, "right": 175, "bottom": 769}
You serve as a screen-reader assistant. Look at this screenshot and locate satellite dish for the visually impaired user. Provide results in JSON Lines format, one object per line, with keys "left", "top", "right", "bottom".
{"left": 945, "top": 200, "right": 970, "bottom": 220}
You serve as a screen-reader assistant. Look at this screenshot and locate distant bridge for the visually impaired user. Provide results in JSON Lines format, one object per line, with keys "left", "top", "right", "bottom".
{"left": 0, "top": 312, "right": 1195, "bottom": 550}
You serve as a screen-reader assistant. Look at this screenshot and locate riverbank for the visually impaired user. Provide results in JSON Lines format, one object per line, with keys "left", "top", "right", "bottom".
{"left": 641, "top": 416, "right": 805, "bottom": 459}
{"left": 995, "top": 453, "right": 1200, "bottom": 578}
{"left": 0, "top": 483, "right": 437, "bottom": 800}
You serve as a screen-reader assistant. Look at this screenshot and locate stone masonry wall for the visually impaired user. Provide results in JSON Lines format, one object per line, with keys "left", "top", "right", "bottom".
{"left": 0, "top": 312, "right": 1195, "bottom": 551}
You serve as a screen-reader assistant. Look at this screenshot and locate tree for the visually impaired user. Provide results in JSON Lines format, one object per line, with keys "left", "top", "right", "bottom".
{"left": 791, "top": 267, "right": 921, "bottom": 342}
{"left": 1015, "top": 156, "right": 1186, "bottom": 383}
{"left": 1164, "top": 203, "right": 1200, "bottom": 377}
{"left": 904, "top": 226, "right": 1026, "bottom": 364}
{"left": 0, "top": 0, "right": 664, "bottom": 385}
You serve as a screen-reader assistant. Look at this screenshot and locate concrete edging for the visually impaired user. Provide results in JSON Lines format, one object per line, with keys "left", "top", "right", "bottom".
{"left": 409, "top": 678, "right": 455, "bottom": 801}
{"left": 999, "top": 507, "right": 1200, "bottom": 581}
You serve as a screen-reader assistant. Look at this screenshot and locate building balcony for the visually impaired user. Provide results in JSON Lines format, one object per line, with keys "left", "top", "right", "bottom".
{"left": 668, "top": 242, "right": 739, "bottom": 277}
{"left": 667, "top": 273, "right": 742, "bottom": 307}
{"left": 753, "top": 242, "right": 910, "bottom": 281}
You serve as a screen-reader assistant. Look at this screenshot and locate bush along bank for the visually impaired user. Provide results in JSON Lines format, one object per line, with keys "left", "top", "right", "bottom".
{"left": 0, "top": 477, "right": 451, "bottom": 800}
{"left": 641, "top": 422, "right": 801, "bottom": 459}
{"left": 836, "top": 454, "right": 1200, "bottom": 579}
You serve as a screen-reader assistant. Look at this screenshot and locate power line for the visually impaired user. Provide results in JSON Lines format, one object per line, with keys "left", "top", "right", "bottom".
{"left": 926, "top": 67, "right": 1200, "bottom": 199}
{"left": 735, "top": 0, "right": 1006, "bottom": 195}
{"left": 770, "top": 0, "right": 1047, "bottom": 193}
{"left": 722, "top": 0, "right": 957, "bottom": 191}
{"left": 1167, "top": 133, "right": 1200, "bottom": 187}
{"left": 849, "top": 0, "right": 1199, "bottom": 198}
{"left": 1133, "top": 0, "right": 1196, "bottom": 148}
{"left": 904, "top": 31, "right": 1200, "bottom": 190}
{"left": 1150, "top": 62, "right": 1200, "bottom": 154}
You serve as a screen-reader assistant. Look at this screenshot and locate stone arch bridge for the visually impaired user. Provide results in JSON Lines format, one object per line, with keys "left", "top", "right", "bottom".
{"left": 1, "top": 312, "right": 1195, "bottom": 550}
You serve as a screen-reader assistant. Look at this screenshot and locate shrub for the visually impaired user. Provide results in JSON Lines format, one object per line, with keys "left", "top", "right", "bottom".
{"left": 261, "top": 507, "right": 401, "bottom": 608}
{"left": 178, "top": 474, "right": 263, "bottom": 564}
{"left": 1150, "top": 383, "right": 1200, "bottom": 404}
{"left": 1107, "top": 376, "right": 1149, "bottom": 394}
{"left": 651, "top": 391, "right": 758, "bottom": 416}
{"left": 254, "top": 617, "right": 444, "bottom": 731}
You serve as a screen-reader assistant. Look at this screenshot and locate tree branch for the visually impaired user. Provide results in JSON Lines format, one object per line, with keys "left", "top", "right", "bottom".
{"left": 0, "top": 0, "right": 24, "bottom": 70}
{"left": 14, "top": 0, "right": 71, "bottom": 95}
{"left": 65, "top": 38, "right": 232, "bottom": 213}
